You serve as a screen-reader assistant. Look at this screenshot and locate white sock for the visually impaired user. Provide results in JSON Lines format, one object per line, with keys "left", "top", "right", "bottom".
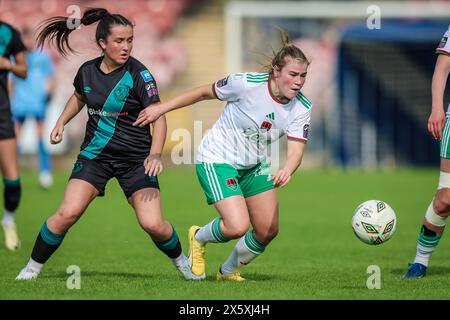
{"left": 220, "top": 236, "right": 260, "bottom": 275}
{"left": 413, "top": 224, "right": 443, "bottom": 267}
{"left": 26, "top": 258, "right": 44, "bottom": 272}
{"left": 195, "top": 218, "right": 228, "bottom": 244}
{"left": 2, "top": 208, "right": 15, "bottom": 225}
{"left": 414, "top": 244, "right": 433, "bottom": 267}
{"left": 194, "top": 222, "right": 215, "bottom": 244}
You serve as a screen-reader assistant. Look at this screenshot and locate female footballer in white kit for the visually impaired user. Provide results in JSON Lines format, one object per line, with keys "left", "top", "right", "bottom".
{"left": 404, "top": 24, "right": 450, "bottom": 278}
{"left": 135, "top": 34, "right": 313, "bottom": 281}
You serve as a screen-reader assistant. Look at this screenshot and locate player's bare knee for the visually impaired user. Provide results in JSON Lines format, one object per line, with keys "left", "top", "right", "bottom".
{"left": 222, "top": 216, "right": 250, "bottom": 238}
{"left": 228, "top": 229, "right": 247, "bottom": 239}
{"left": 435, "top": 190, "right": 450, "bottom": 214}
{"left": 254, "top": 226, "right": 278, "bottom": 243}
{"left": 141, "top": 219, "right": 165, "bottom": 237}
{"left": 266, "top": 226, "right": 279, "bottom": 242}
{"left": 55, "top": 206, "right": 80, "bottom": 226}
{"left": 432, "top": 171, "right": 450, "bottom": 219}
{"left": 224, "top": 224, "right": 249, "bottom": 239}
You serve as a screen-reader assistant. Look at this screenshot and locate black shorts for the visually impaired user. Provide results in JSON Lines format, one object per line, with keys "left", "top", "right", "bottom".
{"left": 69, "top": 156, "right": 160, "bottom": 199}
{"left": 0, "top": 110, "right": 15, "bottom": 140}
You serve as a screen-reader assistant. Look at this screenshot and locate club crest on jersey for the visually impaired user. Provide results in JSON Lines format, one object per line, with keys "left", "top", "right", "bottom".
{"left": 303, "top": 124, "right": 309, "bottom": 139}
{"left": 261, "top": 113, "right": 275, "bottom": 132}
{"left": 226, "top": 178, "right": 238, "bottom": 191}
{"left": 114, "top": 85, "right": 129, "bottom": 102}
{"left": 217, "top": 76, "right": 229, "bottom": 88}
{"left": 439, "top": 36, "right": 448, "bottom": 48}
{"left": 260, "top": 121, "right": 273, "bottom": 132}
{"left": 140, "top": 70, "right": 153, "bottom": 82}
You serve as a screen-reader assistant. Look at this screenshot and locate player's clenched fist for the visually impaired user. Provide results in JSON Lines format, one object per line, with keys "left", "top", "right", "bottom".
{"left": 50, "top": 122, "right": 64, "bottom": 144}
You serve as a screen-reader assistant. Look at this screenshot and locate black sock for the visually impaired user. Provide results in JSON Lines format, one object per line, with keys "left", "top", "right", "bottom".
{"left": 3, "top": 177, "right": 21, "bottom": 212}
{"left": 31, "top": 222, "right": 66, "bottom": 264}
{"left": 153, "top": 227, "right": 182, "bottom": 259}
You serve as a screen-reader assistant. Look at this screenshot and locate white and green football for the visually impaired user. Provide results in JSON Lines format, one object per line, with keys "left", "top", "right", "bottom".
{"left": 352, "top": 200, "right": 397, "bottom": 245}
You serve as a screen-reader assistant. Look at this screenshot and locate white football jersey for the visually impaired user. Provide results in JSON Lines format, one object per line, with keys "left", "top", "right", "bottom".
{"left": 436, "top": 25, "right": 450, "bottom": 56}
{"left": 436, "top": 25, "right": 450, "bottom": 116}
{"left": 197, "top": 72, "right": 313, "bottom": 170}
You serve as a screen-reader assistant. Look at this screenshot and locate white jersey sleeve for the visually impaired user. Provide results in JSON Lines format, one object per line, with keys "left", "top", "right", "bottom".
{"left": 286, "top": 99, "right": 312, "bottom": 143}
{"left": 436, "top": 25, "right": 450, "bottom": 56}
{"left": 212, "top": 73, "right": 246, "bottom": 102}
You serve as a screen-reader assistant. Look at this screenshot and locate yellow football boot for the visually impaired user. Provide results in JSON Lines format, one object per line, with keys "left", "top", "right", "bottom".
{"left": 216, "top": 270, "right": 246, "bottom": 282}
{"left": 188, "top": 225, "right": 206, "bottom": 279}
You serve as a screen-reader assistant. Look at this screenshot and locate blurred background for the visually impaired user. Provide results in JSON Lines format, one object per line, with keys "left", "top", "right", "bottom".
{"left": 1, "top": 0, "right": 450, "bottom": 170}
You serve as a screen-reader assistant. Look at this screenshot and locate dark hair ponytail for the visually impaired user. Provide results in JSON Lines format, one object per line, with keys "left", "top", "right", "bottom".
{"left": 37, "top": 8, "right": 133, "bottom": 56}
{"left": 81, "top": 8, "right": 109, "bottom": 26}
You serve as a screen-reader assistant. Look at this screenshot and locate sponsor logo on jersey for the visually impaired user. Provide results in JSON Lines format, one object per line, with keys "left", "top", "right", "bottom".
{"left": 88, "top": 108, "right": 128, "bottom": 117}
{"left": 439, "top": 36, "right": 448, "bottom": 48}
{"left": 140, "top": 70, "right": 153, "bottom": 82}
{"left": 243, "top": 128, "right": 260, "bottom": 142}
{"left": 217, "top": 76, "right": 229, "bottom": 88}
{"left": 303, "top": 124, "right": 309, "bottom": 139}
{"left": 83, "top": 86, "right": 92, "bottom": 94}
{"left": 266, "top": 112, "right": 275, "bottom": 120}
{"left": 226, "top": 178, "right": 238, "bottom": 191}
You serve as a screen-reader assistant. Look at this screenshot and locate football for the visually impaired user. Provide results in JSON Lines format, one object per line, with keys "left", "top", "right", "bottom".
{"left": 352, "top": 200, "right": 397, "bottom": 245}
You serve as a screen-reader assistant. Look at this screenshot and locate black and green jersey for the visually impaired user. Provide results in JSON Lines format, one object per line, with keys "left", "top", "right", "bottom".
{"left": 0, "top": 21, "right": 26, "bottom": 113}
{"left": 73, "top": 56, "right": 160, "bottom": 161}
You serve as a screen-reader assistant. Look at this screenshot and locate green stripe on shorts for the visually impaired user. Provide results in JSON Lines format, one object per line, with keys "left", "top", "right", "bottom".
{"left": 196, "top": 162, "right": 274, "bottom": 205}
{"left": 441, "top": 118, "right": 450, "bottom": 158}
{"left": 196, "top": 163, "right": 235, "bottom": 204}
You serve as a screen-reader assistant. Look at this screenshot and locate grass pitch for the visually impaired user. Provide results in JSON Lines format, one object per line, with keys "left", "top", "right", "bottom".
{"left": 1, "top": 166, "right": 449, "bottom": 299}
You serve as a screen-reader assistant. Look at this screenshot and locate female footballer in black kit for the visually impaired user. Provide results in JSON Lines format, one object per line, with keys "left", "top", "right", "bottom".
{"left": 16, "top": 8, "right": 199, "bottom": 281}
{"left": 0, "top": 20, "right": 27, "bottom": 251}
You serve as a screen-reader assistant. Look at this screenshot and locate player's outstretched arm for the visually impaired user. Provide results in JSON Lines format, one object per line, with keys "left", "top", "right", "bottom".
{"left": 272, "top": 141, "right": 306, "bottom": 188}
{"left": 50, "top": 92, "right": 85, "bottom": 144}
{"left": 429, "top": 54, "right": 450, "bottom": 140}
{"left": 133, "top": 84, "right": 215, "bottom": 127}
